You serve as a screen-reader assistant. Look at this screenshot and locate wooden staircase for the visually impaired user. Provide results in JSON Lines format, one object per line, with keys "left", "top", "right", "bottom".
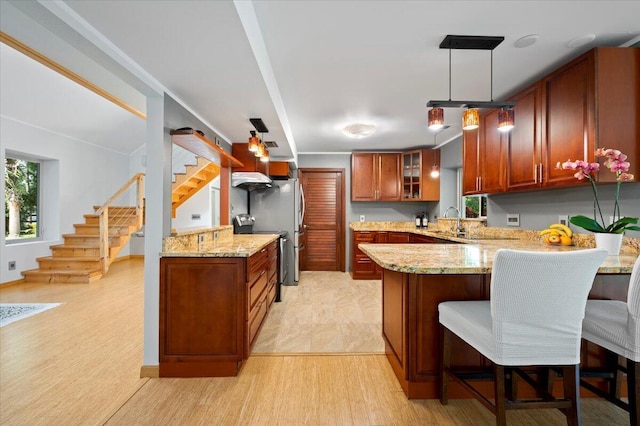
{"left": 172, "top": 157, "right": 220, "bottom": 217}
{"left": 22, "top": 174, "right": 144, "bottom": 284}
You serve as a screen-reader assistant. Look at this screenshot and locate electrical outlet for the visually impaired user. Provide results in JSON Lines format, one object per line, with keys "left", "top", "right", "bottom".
{"left": 213, "top": 231, "right": 219, "bottom": 241}
{"left": 359, "top": 215, "right": 366, "bottom": 222}
{"left": 506, "top": 213, "right": 520, "bottom": 227}
{"left": 8, "top": 261, "right": 16, "bottom": 270}
{"left": 198, "top": 234, "right": 205, "bottom": 243}
{"left": 558, "top": 215, "right": 569, "bottom": 226}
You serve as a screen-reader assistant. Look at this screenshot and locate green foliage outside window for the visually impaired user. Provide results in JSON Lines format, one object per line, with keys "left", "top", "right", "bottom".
{"left": 4, "top": 157, "right": 39, "bottom": 240}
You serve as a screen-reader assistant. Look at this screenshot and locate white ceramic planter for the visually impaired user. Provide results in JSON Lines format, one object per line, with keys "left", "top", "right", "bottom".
{"left": 594, "top": 233, "right": 623, "bottom": 256}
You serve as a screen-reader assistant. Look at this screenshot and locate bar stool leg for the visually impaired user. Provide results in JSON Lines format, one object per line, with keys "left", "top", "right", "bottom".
{"left": 628, "top": 359, "right": 639, "bottom": 426}
{"left": 494, "top": 364, "right": 507, "bottom": 426}
{"left": 562, "top": 365, "right": 581, "bottom": 426}
{"left": 440, "top": 326, "right": 451, "bottom": 405}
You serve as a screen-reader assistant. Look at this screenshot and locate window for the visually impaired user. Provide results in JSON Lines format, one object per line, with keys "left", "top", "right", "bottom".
{"left": 4, "top": 155, "right": 41, "bottom": 242}
{"left": 464, "top": 195, "right": 487, "bottom": 218}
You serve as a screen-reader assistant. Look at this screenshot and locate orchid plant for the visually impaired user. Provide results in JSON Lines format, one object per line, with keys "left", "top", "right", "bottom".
{"left": 559, "top": 148, "right": 639, "bottom": 234}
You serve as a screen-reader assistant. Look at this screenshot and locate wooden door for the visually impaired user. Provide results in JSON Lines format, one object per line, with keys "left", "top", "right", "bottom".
{"left": 299, "top": 168, "right": 345, "bottom": 272}
{"left": 351, "top": 153, "right": 376, "bottom": 201}
{"left": 377, "top": 153, "right": 402, "bottom": 201}
{"left": 542, "top": 53, "right": 594, "bottom": 187}
{"left": 506, "top": 83, "right": 543, "bottom": 191}
{"left": 462, "top": 128, "right": 480, "bottom": 195}
{"left": 478, "top": 109, "right": 505, "bottom": 194}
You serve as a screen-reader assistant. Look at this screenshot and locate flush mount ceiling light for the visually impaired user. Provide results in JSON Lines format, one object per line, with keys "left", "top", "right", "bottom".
{"left": 342, "top": 123, "right": 376, "bottom": 138}
{"left": 426, "top": 35, "right": 516, "bottom": 132}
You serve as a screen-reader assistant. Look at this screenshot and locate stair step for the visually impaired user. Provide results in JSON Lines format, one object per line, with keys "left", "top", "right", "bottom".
{"left": 50, "top": 245, "right": 101, "bottom": 257}
{"left": 62, "top": 234, "right": 122, "bottom": 247}
{"left": 36, "top": 256, "right": 102, "bottom": 271}
{"left": 22, "top": 269, "right": 102, "bottom": 284}
{"left": 92, "top": 205, "right": 137, "bottom": 213}
{"left": 73, "top": 223, "right": 135, "bottom": 236}
{"left": 83, "top": 214, "right": 138, "bottom": 226}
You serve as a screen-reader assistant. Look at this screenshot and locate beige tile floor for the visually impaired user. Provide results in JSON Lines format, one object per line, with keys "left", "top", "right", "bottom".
{"left": 252, "top": 271, "right": 385, "bottom": 354}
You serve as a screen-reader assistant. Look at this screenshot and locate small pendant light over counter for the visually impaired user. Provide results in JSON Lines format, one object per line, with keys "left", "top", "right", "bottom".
{"left": 428, "top": 107, "right": 445, "bottom": 130}
{"left": 248, "top": 130, "right": 260, "bottom": 152}
{"left": 426, "top": 35, "right": 516, "bottom": 132}
{"left": 497, "top": 108, "right": 515, "bottom": 132}
{"left": 462, "top": 108, "right": 480, "bottom": 130}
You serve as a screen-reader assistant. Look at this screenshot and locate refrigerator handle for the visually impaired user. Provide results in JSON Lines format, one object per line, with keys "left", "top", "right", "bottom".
{"left": 300, "top": 182, "right": 306, "bottom": 226}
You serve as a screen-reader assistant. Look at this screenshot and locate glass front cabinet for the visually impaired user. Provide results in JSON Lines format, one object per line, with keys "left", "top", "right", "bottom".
{"left": 402, "top": 149, "right": 440, "bottom": 201}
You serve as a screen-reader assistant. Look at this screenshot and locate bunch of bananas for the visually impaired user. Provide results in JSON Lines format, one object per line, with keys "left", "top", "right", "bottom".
{"left": 540, "top": 223, "right": 573, "bottom": 245}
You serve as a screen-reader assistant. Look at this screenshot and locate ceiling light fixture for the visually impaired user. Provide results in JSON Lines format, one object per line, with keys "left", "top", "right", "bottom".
{"left": 427, "top": 107, "right": 444, "bottom": 130}
{"left": 426, "top": 35, "right": 516, "bottom": 131}
{"left": 514, "top": 34, "right": 540, "bottom": 48}
{"left": 342, "top": 123, "right": 376, "bottom": 138}
{"left": 248, "top": 130, "right": 260, "bottom": 152}
{"left": 430, "top": 125, "right": 448, "bottom": 178}
{"left": 497, "top": 108, "right": 515, "bottom": 132}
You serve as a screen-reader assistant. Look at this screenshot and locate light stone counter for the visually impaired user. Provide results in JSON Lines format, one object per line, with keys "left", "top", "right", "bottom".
{"left": 161, "top": 234, "right": 278, "bottom": 258}
{"left": 359, "top": 241, "right": 638, "bottom": 275}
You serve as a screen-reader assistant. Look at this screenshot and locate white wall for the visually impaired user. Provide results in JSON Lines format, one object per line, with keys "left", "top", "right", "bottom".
{"left": 1, "top": 116, "right": 130, "bottom": 283}
{"left": 172, "top": 177, "right": 221, "bottom": 231}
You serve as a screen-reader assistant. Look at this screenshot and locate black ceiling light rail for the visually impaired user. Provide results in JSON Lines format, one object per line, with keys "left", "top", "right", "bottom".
{"left": 249, "top": 118, "right": 269, "bottom": 133}
{"left": 426, "top": 35, "right": 515, "bottom": 110}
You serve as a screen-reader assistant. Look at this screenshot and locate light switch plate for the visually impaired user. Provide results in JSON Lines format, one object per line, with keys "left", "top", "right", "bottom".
{"left": 507, "top": 213, "right": 520, "bottom": 227}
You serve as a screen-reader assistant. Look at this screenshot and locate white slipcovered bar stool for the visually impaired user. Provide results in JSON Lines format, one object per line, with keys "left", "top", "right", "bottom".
{"left": 439, "top": 248, "right": 608, "bottom": 426}
{"left": 580, "top": 255, "right": 640, "bottom": 425}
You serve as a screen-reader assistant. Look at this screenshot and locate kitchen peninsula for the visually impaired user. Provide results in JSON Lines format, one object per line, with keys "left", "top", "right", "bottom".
{"left": 159, "top": 226, "right": 279, "bottom": 377}
{"left": 358, "top": 236, "right": 638, "bottom": 399}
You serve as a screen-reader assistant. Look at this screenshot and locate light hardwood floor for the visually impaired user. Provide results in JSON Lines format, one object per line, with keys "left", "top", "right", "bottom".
{"left": 0, "top": 259, "right": 628, "bottom": 425}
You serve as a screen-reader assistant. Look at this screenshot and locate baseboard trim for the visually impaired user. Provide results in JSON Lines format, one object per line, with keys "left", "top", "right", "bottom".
{"left": 140, "top": 365, "right": 159, "bottom": 378}
{"left": 0, "top": 278, "right": 25, "bottom": 288}
{"left": 113, "top": 254, "right": 145, "bottom": 263}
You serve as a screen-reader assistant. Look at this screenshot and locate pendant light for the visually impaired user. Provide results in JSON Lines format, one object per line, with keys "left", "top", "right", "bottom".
{"left": 428, "top": 107, "right": 445, "bottom": 130}
{"left": 248, "top": 130, "right": 260, "bottom": 152}
{"left": 462, "top": 108, "right": 480, "bottom": 130}
{"left": 430, "top": 127, "right": 447, "bottom": 178}
{"left": 426, "top": 35, "right": 516, "bottom": 131}
{"left": 497, "top": 108, "right": 515, "bottom": 132}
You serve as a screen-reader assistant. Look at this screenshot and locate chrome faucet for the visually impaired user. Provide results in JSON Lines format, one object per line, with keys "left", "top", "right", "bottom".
{"left": 444, "top": 206, "right": 465, "bottom": 236}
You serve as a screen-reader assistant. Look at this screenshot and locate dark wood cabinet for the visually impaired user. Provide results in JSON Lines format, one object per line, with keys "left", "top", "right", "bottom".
{"left": 401, "top": 149, "right": 440, "bottom": 201}
{"left": 465, "top": 47, "right": 639, "bottom": 195}
{"left": 231, "top": 143, "right": 267, "bottom": 174}
{"left": 351, "top": 153, "right": 402, "bottom": 201}
{"left": 351, "top": 230, "right": 456, "bottom": 279}
{"left": 506, "top": 82, "right": 543, "bottom": 191}
{"left": 160, "top": 240, "right": 278, "bottom": 377}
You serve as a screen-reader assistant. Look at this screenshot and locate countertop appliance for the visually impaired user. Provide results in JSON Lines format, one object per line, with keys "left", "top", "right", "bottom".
{"left": 248, "top": 179, "right": 304, "bottom": 284}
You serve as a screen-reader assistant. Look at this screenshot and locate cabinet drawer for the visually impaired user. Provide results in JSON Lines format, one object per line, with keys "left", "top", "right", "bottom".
{"left": 248, "top": 294, "right": 268, "bottom": 347}
{"left": 267, "top": 275, "right": 277, "bottom": 308}
{"left": 247, "top": 248, "right": 268, "bottom": 284}
{"left": 248, "top": 269, "right": 268, "bottom": 312}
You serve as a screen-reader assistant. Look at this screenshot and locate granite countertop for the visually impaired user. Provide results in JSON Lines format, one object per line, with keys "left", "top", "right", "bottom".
{"left": 161, "top": 234, "right": 279, "bottom": 258}
{"left": 359, "top": 241, "right": 638, "bottom": 275}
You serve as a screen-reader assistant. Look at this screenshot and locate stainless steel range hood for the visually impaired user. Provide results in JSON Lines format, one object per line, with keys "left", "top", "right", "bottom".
{"left": 231, "top": 172, "right": 273, "bottom": 191}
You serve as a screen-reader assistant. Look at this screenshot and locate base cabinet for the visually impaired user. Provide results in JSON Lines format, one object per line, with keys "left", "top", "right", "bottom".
{"left": 382, "top": 268, "right": 632, "bottom": 399}
{"left": 160, "top": 240, "right": 278, "bottom": 377}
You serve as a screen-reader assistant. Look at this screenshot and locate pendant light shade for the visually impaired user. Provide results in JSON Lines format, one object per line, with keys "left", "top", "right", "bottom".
{"left": 462, "top": 108, "right": 480, "bottom": 130}
{"left": 260, "top": 148, "right": 269, "bottom": 162}
{"left": 430, "top": 164, "right": 440, "bottom": 178}
{"left": 248, "top": 131, "right": 260, "bottom": 152}
{"left": 497, "top": 108, "right": 515, "bottom": 132}
{"left": 428, "top": 107, "right": 445, "bottom": 130}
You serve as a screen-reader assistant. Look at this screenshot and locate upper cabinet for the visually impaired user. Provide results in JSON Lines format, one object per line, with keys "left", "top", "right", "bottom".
{"left": 402, "top": 149, "right": 440, "bottom": 201}
{"left": 463, "top": 110, "right": 505, "bottom": 196}
{"left": 231, "top": 143, "right": 268, "bottom": 174}
{"left": 351, "top": 153, "right": 402, "bottom": 201}
{"left": 465, "top": 47, "right": 639, "bottom": 195}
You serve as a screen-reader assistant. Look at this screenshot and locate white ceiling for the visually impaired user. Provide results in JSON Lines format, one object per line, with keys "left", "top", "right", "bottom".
{"left": 1, "top": 1, "right": 639, "bottom": 162}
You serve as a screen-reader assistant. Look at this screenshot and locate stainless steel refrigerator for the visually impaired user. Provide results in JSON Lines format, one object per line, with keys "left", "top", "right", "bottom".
{"left": 249, "top": 179, "right": 304, "bottom": 284}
